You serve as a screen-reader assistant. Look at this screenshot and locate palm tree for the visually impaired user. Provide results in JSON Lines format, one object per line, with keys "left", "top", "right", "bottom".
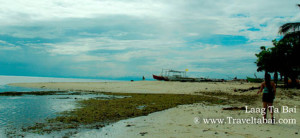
{"left": 278, "top": 4, "right": 300, "bottom": 35}
{"left": 279, "top": 23, "right": 300, "bottom": 35}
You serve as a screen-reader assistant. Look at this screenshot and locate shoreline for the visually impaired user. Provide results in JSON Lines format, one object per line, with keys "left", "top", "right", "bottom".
{"left": 9, "top": 81, "right": 260, "bottom": 95}
{"left": 7, "top": 81, "right": 300, "bottom": 137}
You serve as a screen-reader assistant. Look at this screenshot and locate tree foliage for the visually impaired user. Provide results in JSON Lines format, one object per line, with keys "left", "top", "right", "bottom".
{"left": 255, "top": 4, "right": 300, "bottom": 87}
{"left": 255, "top": 30, "right": 300, "bottom": 86}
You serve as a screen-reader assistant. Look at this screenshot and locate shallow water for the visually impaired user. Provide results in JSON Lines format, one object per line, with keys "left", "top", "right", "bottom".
{"left": 0, "top": 85, "right": 117, "bottom": 130}
{"left": 0, "top": 85, "right": 53, "bottom": 92}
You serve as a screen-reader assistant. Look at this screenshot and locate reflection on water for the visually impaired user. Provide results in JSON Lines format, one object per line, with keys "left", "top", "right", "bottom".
{"left": 0, "top": 85, "right": 53, "bottom": 92}
{"left": 0, "top": 85, "right": 116, "bottom": 130}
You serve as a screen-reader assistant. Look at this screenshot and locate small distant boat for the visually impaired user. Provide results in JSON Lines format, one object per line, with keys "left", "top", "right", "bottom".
{"left": 246, "top": 77, "right": 263, "bottom": 83}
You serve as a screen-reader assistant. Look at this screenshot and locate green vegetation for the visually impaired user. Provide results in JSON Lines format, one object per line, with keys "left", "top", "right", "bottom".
{"left": 23, "top": 92, "right": 257, "bottom": 134}
{"left": 255, "top": 4, "right": 300, "bottom": 87}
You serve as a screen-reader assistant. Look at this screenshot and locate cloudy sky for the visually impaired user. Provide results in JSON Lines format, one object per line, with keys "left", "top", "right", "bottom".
{"left": 0, "top": 0, "right": 299, "bottom": 80}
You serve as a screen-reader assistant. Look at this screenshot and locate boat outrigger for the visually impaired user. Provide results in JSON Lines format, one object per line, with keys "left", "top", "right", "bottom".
{"left": 153, "top": 69, "right": 224, "bottom": 82}
{"left": 246, "top": 77, "right": 264, "bottom": 83}
{"left": 246, "top": 73, "right": 264, "bottom": 83}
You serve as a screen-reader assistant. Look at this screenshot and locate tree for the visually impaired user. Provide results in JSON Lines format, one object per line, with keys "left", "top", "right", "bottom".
{"left": 278, "top": 4, "right": 300, "bottom": 35}
{"left": 256, "top": 4, "right": 300, "bottom": 87}
{"left": 279, "top": 32, "right": 300, "bottom": 87}
{"left": 255, "top": 46, "right": 275, "bottom": 74}
{"left": 277, "top": 4, "right": 300, "bottom": 87}
{"left": 278, "top": 23, "right": 300, "bottom": 35}
{"left": 255, "top": 42, "right": 284, "bottom": 86}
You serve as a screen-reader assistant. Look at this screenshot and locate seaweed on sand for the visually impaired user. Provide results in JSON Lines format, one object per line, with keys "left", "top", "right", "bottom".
{"left": 24, "top": 93, "right": 225, "bottom": 133}
{"left": 24, "top": 92, "right": 259, "bottom": 134}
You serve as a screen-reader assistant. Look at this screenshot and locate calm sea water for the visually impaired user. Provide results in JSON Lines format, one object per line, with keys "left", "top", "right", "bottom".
{"left": 0, "top": 76, "right": 115, "bottom": 133}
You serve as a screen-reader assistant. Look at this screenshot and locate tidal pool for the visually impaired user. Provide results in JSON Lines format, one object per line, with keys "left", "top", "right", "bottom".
{"left": 0, "top": 85, "right": 117, "bottom": 130}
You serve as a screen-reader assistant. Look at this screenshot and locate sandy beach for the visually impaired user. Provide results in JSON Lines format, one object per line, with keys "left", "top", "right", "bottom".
{"left": 10, "top": 81, "right": 300, "bottom": 137}
{"left": 10, "top": 81, "right": 259, "bottom": 94}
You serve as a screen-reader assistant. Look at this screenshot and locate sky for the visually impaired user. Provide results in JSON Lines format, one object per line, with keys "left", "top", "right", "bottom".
{"left": 0, "top": 0, "right": 299, "bottom": 80}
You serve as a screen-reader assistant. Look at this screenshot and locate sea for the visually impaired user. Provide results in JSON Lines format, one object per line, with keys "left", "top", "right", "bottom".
{"left": 0, "top": 75, "right": 113, "bottom": 137}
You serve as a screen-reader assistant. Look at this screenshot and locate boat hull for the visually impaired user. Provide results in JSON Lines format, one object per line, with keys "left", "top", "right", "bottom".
{"left": 153, "top": 75, "right": 169, "bottom": 81}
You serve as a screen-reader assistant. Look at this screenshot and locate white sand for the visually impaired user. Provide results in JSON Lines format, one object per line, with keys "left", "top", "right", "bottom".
{"left": 74, "top": 103, "right": 300, "bottom": 138}
{"left": 10, "top": 81, "right": 300, "bottom": 137}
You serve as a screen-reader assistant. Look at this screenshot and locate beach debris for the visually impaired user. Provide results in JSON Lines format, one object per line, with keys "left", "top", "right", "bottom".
{"left": 234, "top": 86, "right": 260, "bottom": 93}
{"left": 203, "top": 128, "right": 211, "bottom": 132}
{"left": 126, "top": 124, "right": 135, "bottom": 127}
{"left": 222, "top": 107, "right": 246, "bottom": 110}
{"left": 140, "top": 132, "right": 148, "bottom": 136}
{"left": 95, "top": 124, "right": 104, "bottom": 129}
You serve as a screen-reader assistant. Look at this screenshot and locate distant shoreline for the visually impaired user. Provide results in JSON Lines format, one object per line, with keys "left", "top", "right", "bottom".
{"left": 9, "top": 81, "right": 260, "bottom": 94}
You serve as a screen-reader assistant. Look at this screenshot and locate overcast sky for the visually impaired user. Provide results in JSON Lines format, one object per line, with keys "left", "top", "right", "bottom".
{"left": 0, "top": 0, "right": 299, "bottom": 80}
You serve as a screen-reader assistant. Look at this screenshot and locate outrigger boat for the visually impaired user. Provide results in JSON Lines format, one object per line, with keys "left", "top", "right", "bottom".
{"left": 246, "top": 73, "right": 264, "bottom": 83}
{"left": 246, "top": 77, "right": 264, "bottom": 83}
{"left": 153, "top": 74, "right": 168, "bottom": 81}
{"left": 153, "top": 69, "right": 224, "bottom": 82}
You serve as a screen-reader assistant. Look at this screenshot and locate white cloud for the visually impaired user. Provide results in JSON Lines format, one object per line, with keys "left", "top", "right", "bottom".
{"left": 0, "top": 40, "right": 21, "bottom": 50}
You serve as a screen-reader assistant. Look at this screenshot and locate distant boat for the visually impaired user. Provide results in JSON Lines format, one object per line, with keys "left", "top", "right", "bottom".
{"left": 152, "top": 74, "right": 168, "bottom": 81}
{"left": 153, "top": 69, "right": 224, "bottom": 82}
{"left": 246, "top": 77, "right": 263, "bottom": 83}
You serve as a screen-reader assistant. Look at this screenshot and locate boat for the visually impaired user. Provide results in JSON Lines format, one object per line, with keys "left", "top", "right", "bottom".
{"left": 152, "top": 74, "right": 168, "bottom": 81}
{"left": 153, "top": 69, "right": 224, "bottom": 82}
{"left": 246, "top": 77, "right": 264, "bottom": 83}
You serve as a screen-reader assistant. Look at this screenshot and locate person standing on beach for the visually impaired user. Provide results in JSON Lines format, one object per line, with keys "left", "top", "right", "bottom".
{"left": 257, "top": 74, "right": 276, "bottom": 123}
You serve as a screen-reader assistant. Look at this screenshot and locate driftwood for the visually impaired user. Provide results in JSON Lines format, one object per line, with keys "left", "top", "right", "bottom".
{"left": 222, "top": 107, "right": 246, "bottom": 110}
{"left": 234, "top": 86, "right": 260, "bottom": 93}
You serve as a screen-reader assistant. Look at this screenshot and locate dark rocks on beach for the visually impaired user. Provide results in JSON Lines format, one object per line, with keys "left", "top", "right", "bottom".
{"left": 95, "top": 124, "right": 104, "bottom": 129}
{"left": 126, "top": 124, "right": 134, "bottom": 127}
{"left": 140, "top": 132, "right": 148, "bottom": 136}
{"left": 222, "top": 107, "right": 246, "bottom": 110}
{"left": 234, "top": 86, "right": 260, "bottom": 93}
{"left": 203, "top": 128, "right": 210, "bottom": 132}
